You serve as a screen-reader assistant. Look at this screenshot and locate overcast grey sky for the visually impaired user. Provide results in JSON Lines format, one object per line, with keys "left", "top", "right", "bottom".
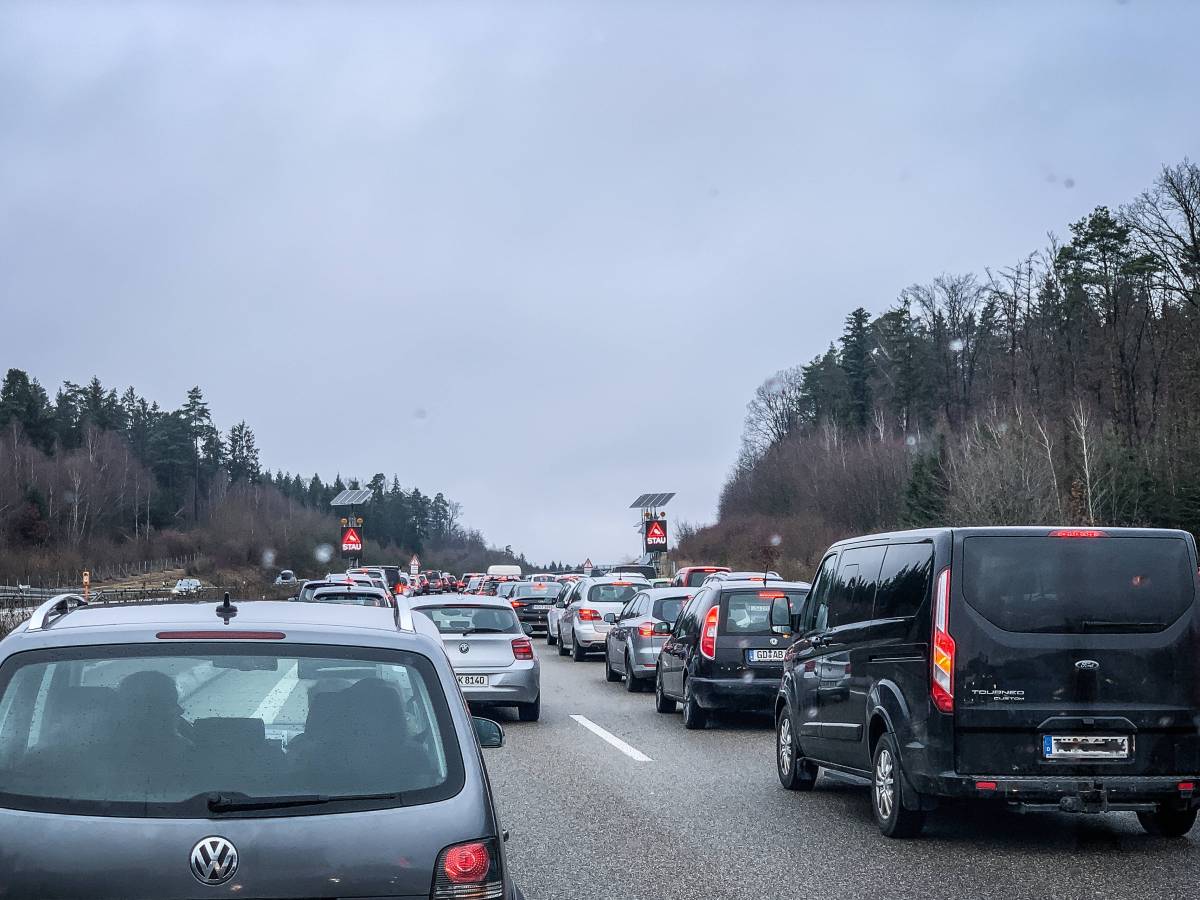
{"left": 1, "top": 1, "right": 1196, "bottom": 564}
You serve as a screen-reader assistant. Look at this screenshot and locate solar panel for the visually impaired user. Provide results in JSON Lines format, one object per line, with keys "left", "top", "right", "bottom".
{"left": 629, "top": 492, "right": 675, "bottom": 509}
{"left": 330, "top": 489, "right": 373, "bottom": 507}
{"left": 629, "top": 494, "right": 652, "bottom": 509}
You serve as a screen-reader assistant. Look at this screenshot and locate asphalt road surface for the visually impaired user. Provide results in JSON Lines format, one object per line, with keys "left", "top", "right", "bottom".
{"left": 485, "top": 647, "right": 1199, "bottom": 900}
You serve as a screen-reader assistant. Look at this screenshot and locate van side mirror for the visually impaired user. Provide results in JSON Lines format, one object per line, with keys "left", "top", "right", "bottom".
{"left": 770, "top": 596, "right": 793, "bottom": 635}
{"left": 473, "top": 717, "right": 505, "bottom": 749}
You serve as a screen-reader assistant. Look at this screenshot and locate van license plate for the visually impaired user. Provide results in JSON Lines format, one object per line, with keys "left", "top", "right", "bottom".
{"left": 457, "top": 675, "right": 489, "bottom": 687}
{"left": 1043, "top": 734, "right": 1129, "bottom": 759}
{"left": 749, "top": 649, "right": 787, "bottom": 662}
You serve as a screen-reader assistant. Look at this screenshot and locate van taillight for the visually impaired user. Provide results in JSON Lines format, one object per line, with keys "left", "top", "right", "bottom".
{"left": 433, "top": 839, "right": 502, "bottom": 899}
{"left": 700, "top": 606, "right": 719, "bottom": 659}
{"left": 931, "top": 566, "right": 955, "bottom": 714}
{"left": 512, "top": 638, "right": 534, "bottom": 660}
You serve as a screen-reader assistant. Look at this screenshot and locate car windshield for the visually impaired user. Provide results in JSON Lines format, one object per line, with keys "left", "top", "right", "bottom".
{"left": 0, "top": 644, "right": 462, "bottom": 817}
{"left": 418, "top": 605, "right": 521, "bottom": 634}
{"left": 962, "top": 536, "right": 1195, "bottom": 634}
{"left": 588, "top": 583, "right": 643, "bottom": 605}
{"left": 512, "top": 582, "right": 561, "bottom": 599}
{"left": 723, "top": 590, "right": 809, "bottom": 635}
{"left": 303, "top": 590, "right": 391, "bottom": 607}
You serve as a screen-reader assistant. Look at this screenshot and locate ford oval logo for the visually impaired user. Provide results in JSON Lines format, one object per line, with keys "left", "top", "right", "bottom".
{"left": 190, "top": 836, "right": 238, "bottom": 885}
{"left": 1075, "top": 659, "right": 1100, "bottom": 671}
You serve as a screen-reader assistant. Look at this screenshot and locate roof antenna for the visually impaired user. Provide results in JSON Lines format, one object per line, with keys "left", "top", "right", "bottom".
{"left": 217, "top": 592, "right": 238, "bottom": 625}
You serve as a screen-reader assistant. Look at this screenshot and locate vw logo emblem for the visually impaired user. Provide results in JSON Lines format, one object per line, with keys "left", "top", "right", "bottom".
{"left": 1075, "top": 659, "right": 1100, "bottom": 671}
{"left": 770, "top": 638, "right": 779, "bottom": 646}
{"left": 190, "top": 836, "right": 238, "bottom": 885}
{"left": 459, "top": 642, "right": 470, "bottom": 654}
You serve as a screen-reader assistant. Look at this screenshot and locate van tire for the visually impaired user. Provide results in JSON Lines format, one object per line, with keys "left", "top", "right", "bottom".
{"left": 1137, "top": 806, "right": 1197, "bottom": 837}
{"left": 655, "top": 666, "right": 676, "bottom": 713}
{"left": 681, "top": 679, "right": 707, "bottom": 730}
{"left": 776, "top": 706, "right": 817, "bottom": 791}
{"left": 624, "top": 652, "right": 642, "bottom": 692}
{"left": 571, "top": 635, "right": 587, "bottom": 662}
{"left": 517, "top": 695, "right": 540, "bottom": 722}
{"left": 604, "top": 651, "right": 621, "bottom": 682}
{"left": 872, "top": 732, "right": 925, "bottom": 838}
{"left": 557, "top": 627, "right": 568, "bottom": 656}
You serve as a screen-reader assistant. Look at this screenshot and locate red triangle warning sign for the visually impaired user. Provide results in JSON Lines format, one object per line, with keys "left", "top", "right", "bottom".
{"left": 646, "top": 522, "right": 666, "bottom": 540}
{"left": 342, "top": 528, "right": 362, "bottom": 546}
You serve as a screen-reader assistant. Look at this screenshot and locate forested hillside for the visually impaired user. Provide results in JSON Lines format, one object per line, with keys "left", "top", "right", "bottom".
{"left": 680, "top": 159, "right": 1200, "bottom": 577}
{"left": 0, "top": 372, "right": 525, "bottom": 581}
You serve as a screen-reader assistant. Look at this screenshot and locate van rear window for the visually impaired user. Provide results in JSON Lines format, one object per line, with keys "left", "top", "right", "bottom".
{"left": 961, "top": 536, "right": 1195, "bottom": 634}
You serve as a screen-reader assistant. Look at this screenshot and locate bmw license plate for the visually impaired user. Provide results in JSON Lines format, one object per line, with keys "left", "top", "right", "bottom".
{"left": 1042, "top": 734, "right": 1129, "bottom": 759}
{"left": 534, "top": 604, "right": 552, "bottom": 611}
{"left": 749, "top": 649, "right": 787, "bottom": 662}
{"left": 457, "top": 675, "right": 489, "bottom": 687}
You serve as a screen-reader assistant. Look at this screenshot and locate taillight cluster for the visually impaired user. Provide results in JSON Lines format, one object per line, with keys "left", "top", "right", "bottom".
{"left": 637, "top": 622, "right": 656, "bottom": 638}
{"left": 433, "top": 839, "right": 503, "bottom": 899}
{"left": 931, "top": 567, "right": 954, "bottom": 713}
{"left": 699, "top": 606, "right": 719, "bottom": 659}
{"left": 511, "top": 638, "right": 534, "bottom": 660}
{"left": 577, "top": 608, "right": 601, "bottom": 622}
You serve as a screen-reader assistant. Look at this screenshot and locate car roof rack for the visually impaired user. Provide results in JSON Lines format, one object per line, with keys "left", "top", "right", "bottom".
{"left": 26, "top": 593, "right": 89, "bottom": 632}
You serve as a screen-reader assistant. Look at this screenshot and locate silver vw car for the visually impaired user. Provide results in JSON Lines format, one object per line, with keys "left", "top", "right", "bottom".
{"left": 0, "top": 593, "right": 525, "bottom": 899}
{"left": 555, "top": 575, "right": 650, "bottom": 661}
{"left": 602, "top": 587, "right": 690, "bottom": 691}
{"left": 412, "top": 595, "right": 542, "bottom": 722}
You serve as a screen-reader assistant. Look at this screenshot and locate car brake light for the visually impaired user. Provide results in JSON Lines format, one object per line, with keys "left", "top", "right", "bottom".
{"left": 156, "top": 631, "right": 286, "bottom": 640}
{"left": 638, "top": 622, "right": 656, "bottom": 638}
{"left": 1049, "top": 528, "right": 1108, "bottom": 538}
{"left": 435, "top": 840, "right": 494, "bottom": 894}
{"left": 578, "top": 608, "right": 601, "bottom": 622}
{"left": 931, "top": 566, "right": 954, "bottom": 714}
{"left": 758, "top": 591, "right": 786, "bottom": 599}
{"left": 976, "top": 781, "right": 998, "bottom": 792}
{"left": 512, "top": 638, "right": 534, "bottom": 660}
{"left": 510, "top": 600, "right": 526, "bottom": 608}
{"left": 611, "top": 581, "right": 632, "bottom": 586}
{"left": 1178, "top": 781, "right": 1195, "bottom": 793}
{"left": 700, "top": 606, "right": 719, "bottom": 659}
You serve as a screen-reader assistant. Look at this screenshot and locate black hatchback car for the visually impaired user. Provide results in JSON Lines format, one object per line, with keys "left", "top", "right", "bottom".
{"left": 771, "top": 526, "right": 1200, "bottom": 838}
{"left": 655, "top": 580, "right": 811, "bottom": 729}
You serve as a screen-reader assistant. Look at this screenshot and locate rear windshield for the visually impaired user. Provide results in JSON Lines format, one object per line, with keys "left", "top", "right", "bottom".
{"left": 685, "top": 570, "right": 719, "bottom": 587}
{"left": 0, "top": 644, "right": 463, "bottom": 818}
{"left": 588, "top": 583, "right": 643, "bottom": 605}
{"left": 962, "top": 536, "right": 1196, "bottom": 634}
{"left": 419, "top": 605, "right": 521, "bottom": 634}
{"left": 304, "top": 590, "right": 391, "bottom": 607}
{"left": 653, "top": 596, "right": 687, "bottom": 622}
{"left": 512, "top": 582, "right": 561, "bottom": 600}
{"left": 723, "top": 589, "right": 809, "bottom": 634}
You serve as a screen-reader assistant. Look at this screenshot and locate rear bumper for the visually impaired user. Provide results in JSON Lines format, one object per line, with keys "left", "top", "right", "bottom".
{"left": 459, "top": 664, "right": 540, "bottom": 706}
{"left": 689, "top": 675, "right": 778, "bottom": 712}
{"left": 916, "top": 773, "right": 1200, "bottom": 812}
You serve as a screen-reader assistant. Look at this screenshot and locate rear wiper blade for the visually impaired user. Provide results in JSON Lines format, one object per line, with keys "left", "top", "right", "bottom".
{"left": 461, "top": 627, "right": 506, "bottom": 635}
{"left": 207, "top": 791, "right": 405, "bottom": 812}
{"left": 1080, "top": 620, "right": 1164, "bottom": 632}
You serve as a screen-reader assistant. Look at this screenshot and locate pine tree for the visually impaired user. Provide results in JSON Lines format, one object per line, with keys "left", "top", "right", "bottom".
{"left": 839, "top": 307, "right": 875, "bottom": 431}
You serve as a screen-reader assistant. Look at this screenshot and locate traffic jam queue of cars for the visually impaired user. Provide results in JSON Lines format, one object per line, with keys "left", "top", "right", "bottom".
{"left": 1, "top": 529, "right": 1198, "bottom": 896}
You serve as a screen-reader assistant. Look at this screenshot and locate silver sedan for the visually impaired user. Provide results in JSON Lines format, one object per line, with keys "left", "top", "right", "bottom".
{"left": 603, "top": 588, "right": 689, "bottom": 691}
{"left": 411, "top": 596, "right": 542, "bottom": 721}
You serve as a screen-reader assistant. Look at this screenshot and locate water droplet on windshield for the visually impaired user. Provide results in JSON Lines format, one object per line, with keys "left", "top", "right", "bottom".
{"left": 948, "top": 338, "right": 965, "bottom": 353}
{"left": 314, "top": 543, "right": 334, "bottom": 564}
{"left": 261, "top": 548, "right": 277, "bottom": 567}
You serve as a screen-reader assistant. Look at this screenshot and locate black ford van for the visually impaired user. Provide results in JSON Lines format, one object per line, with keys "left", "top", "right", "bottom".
{"left": 771, "top": 527, "right": 1200, "bottom": 838}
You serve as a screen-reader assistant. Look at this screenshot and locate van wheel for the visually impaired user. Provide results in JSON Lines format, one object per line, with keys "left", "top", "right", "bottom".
{"left": 654, "top": 666, "right": 676, "bottom": 713}
{"left": 1138, "top": 806, "right": 1198, "bottom": 837}
{"left": 517, "top": 695, "right": 540, "bottom": 722}
{"left": 681, "top": 679, "right": 707, "bottom": 730}
{"left": 872, "top": 732, "right": 925, "bottom": 838}
{"left": 557, "top": 626, "right": 568, "bottom": 657}
{"left": 776, "top": 707, "right": 817, "bottom": 791}
{"left": 571, "top": 634, "right": 587, "bottom": 662}
{"left": 624, "top": 652, "right": 642, "bottom": 692}
{"left": 546, "top": 628, "right": 557, "bottom": 647}
{"left": 604, "top": 650, "right": 621, "bottom": 682}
